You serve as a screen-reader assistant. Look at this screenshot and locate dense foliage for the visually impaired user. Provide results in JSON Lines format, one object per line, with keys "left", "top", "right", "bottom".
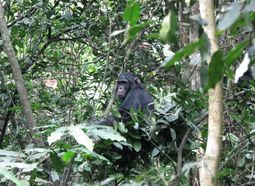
{"left": 0, "top": 0, "right": 255, "bottom": 185}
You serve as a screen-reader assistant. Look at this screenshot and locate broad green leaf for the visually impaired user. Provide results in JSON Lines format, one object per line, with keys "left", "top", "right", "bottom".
{"left": 133, "top": 141, "right": 142, "bottom": 152}
{"left": 123, "top": 0, "right": 140, "bottom": 26}
{"left": 205, "top": 51, "right": 224, "bottom": 91}
{"left": 123, "top": 22, "right": 149, "bottom": 44}
{"left": 69, "top": 125, "right": 94, "bottom": 151}
{"left": 224, "top": 40, "right": 249, "bottom": 67}
{"left": 215, "top": 168, "right": 235, "bottom": 178}
{"left": 217, "top": 1, "right": 242, "bottom": 31}
{"left": 86, "top": 64, "right": 97, "bottom": 73}
{"left": 159, "top": 10, "right": 178, "bottom": 44}
{"left": 162, "top": 39, "right": 204, "bottom": 69}
{"left": 77, "top": 147, "right": 110, "bottom": 162}
{"left": 111, "top": 108, "right": 121, "bottom": 118}
{"left": 50, "top": 151, "right": 65, "bottom": 172}
{"left": 0, "top": 168, "right": 29, "bottom": 186}
{"left": 128, "top": 22, "right": 148, "bottom": 37}
{"left": 62, "top": 151, "right": 76, "bottom": 164}
{"left": 111, "top": 152, "right": 122, "bottom": 160}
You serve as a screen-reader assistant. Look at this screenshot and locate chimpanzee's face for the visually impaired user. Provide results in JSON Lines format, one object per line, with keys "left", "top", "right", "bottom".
{"left": 116, "top": 79, "right": 131, "bottom": 99}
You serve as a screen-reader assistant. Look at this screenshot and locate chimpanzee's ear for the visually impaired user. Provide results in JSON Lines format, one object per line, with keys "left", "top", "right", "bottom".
{"left": 134, "top": 77, "right": 141, "bottom": 86}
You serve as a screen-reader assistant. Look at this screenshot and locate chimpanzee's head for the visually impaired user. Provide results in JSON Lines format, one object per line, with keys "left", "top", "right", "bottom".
{"left": 116, "top": 72, "right": 141, "bottom": 100}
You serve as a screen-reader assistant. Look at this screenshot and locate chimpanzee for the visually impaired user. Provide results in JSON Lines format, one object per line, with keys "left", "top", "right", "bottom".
{"left": 97, "top": 72, "right": 153, "bottom": 125}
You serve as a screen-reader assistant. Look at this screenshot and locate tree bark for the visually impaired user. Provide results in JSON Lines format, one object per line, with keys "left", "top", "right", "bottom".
{"left": 0, "top": 3, "right": 43, "bottom": 146}
{"left": 198, "top": 1, "right": 223, "bottom": 185}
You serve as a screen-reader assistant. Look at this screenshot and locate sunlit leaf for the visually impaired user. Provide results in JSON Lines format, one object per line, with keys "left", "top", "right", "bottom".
{"left": 100, "top": 177, "right": 116, "bottom": 186}
{"left": 25, "top": 148, "right": 51, "bottom": 161}
{"left": 151, "top": 147, "right": 160, "bottom": 157}
{"left": 118, "top": 121, "right": 128, "bottom": 133}
{"left": 113, "top": 142, "right": 123, "bottom": 150}
{"left": 90, "top": 127, "right": 126, "bottom": 142}
{"left": 48, "top": 127, "right": 67, "bottom": 145}
{"left": 50, "top": 171, "right": 60, "bottom": 182}
{"left": 110, "top": 29, "right": 126, "bottom": 37}
{"left": 0, "top": 168, "right": 29, "bottom": 186}
{"left": 217, "top": 1, "right": 243, "bottom": 31}
{"left": 234, "top": 52, "right": 250, "bottom": 83}
{"left": 0, "top": 162, "right": 37, "bottom": 172}
{"left": 243, "top": 1, "right": 255, "bottom": 13}
{"left": 245, "top": 153, "right": 253, "bottom": 160}
{"left": 0, "top": 149, "right": 25, "bottom": 157}
{"left": 69, "top": 125, "right": 94, "bottom": 151}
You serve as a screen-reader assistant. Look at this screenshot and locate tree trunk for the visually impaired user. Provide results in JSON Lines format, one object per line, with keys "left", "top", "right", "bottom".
{"left": 198, "top": 1, "right": 223, "bottom": 185}
{"left": 0, "top": 3, "right": 43, "bottom": 146}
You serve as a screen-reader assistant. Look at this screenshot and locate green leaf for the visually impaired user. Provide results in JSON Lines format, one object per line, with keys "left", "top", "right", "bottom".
{"left": 128, "top": 22, "right": 148, "bottom": 37}
{"left": 224, "top": 40, "right": 249, "bottom": 67}
{"left": 111, "top": 108, "right": 121, "bottom": 118}
{"left": 215, "top": 168, "right": 235, "bottom": 178}
{"left": 159, "top": 10, "right": 178, "bottom": 44}
{"left": 133, "top": 141, "right": 142, "bottom": 152}
{"left": 200, "top": 62, "right": 209, "bottom": 88}
{"left": 62, "top": 151, "right": 75, "bottom": 164}
{"left": 123, "top": 0, "right": 140, "bottom": 26}
{"left": 50, "top": 151, "right": 65, "bottom": 173}
{"left": 123, "top": 22, "right": 149, "bottom": 44}
{"left": 86, "top": 64, "right": 97, "bottom": 73}
{"left": 162, "top": 39, "right": 205, "bottom": 69}
{"left": 205, "top": 51, "right": 224, "bottom": 92}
